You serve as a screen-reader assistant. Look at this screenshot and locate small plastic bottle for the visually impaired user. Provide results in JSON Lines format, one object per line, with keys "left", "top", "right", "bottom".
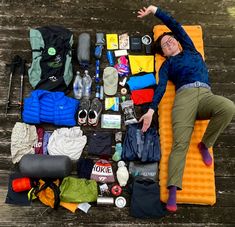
{"left": 82, "top": 70, "right": 92, "bottom": 98}
{"left": 73, "top": 71, "right": 83, "bottom": 99}
{"left": 106, "top": 50, "right": 115, "bottom": 66}
{"left": 100, "top": 85, "right": 104, "bottom": 100}
{"left": 95, "top": 85, "right": 100, "bottom": 98}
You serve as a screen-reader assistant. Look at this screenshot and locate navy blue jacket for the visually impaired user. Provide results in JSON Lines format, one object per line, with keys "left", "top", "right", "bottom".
{"left": 150, "top": 8, "right": 210, "bottom": 110}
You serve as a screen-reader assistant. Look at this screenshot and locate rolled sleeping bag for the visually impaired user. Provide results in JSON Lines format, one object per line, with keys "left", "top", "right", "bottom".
{"left": 77, "top": 32, "right": 91, "bottom": 68}
{"left": 19, "top": 154, "right": 72, "bottom": 178}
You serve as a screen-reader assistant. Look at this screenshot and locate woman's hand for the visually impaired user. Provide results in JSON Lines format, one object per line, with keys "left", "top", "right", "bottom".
{"left": 137, "top": 5, "right": 158, "bottom": 18}
{"left": 139, "top": 109, "right": 154, "bottom": 132}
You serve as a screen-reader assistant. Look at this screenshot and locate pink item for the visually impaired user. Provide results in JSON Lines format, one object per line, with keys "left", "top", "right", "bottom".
{"left": 35, "top": 127, "right": 44, "bottom": 154}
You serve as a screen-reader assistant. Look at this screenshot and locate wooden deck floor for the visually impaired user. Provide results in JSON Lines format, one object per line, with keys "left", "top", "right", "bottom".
{"left": 0, "top": 0, "right": 235, "bottom": 226}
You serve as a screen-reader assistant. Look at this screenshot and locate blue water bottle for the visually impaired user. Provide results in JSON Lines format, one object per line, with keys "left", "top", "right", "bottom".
{"left": 106, "top": 50, "right": 115, "bottom": 66}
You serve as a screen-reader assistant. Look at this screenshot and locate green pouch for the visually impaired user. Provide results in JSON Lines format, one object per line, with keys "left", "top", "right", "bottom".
{"left": 59, "top": 176, "right": 98, "bottom": 203}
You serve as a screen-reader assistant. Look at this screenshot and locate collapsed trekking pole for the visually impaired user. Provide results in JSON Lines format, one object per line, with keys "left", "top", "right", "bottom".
{"left": 5, "top": 55, "right": 22, "bottom": 117}
{"left": 18, "top": 59, "right": 26, "bottom": 119}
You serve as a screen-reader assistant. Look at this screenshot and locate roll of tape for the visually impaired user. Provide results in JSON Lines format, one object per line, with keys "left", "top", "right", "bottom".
{"left": 121, "top": 88, "right": 127, "bottom": 95}
{"left": 115, "top": 196, "right": 126, "bottom": 208}
{"left": 111, "top": 184, "right": 122, "bottom": 196}
{"left": 141, "top": 35, "right": 152, "bottom": 45}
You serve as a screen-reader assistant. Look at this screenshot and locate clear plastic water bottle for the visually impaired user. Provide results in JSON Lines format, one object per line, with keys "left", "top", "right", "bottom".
{"left": 73, "top": 71, "right": 83, "bottom": 99}
{"left": 82, "top": 70, "right": 92, "bottom": 98}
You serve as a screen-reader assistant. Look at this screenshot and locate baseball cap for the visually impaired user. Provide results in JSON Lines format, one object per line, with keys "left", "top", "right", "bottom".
{"left": 103, "top": 67, "right": 118, "bottom": 96}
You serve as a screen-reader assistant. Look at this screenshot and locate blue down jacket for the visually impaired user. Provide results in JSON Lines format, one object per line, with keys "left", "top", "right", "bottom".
{"left": 23, "top": 90, "right": 79, "bottom": 126}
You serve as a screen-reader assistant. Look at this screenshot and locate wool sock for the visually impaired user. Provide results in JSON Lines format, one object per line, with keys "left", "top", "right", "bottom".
{"left": 198, "top": 142, "right": 212, "bottom": 166}
{"left": 166, "top": 186, "right": 177, "bottom": 212}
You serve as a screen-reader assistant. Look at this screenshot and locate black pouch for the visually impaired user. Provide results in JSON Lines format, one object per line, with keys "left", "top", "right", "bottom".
{"left": 130, "top": 36, "right": 142, "bottom": 52}
{"left": 88, "top": 132, "right": 112, "bottom": 155}
{"left": 130, "top": 177, "right": 166, "bottom": 218}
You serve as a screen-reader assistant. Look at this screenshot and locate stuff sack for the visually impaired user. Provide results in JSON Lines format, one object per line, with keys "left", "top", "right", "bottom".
{"left": 130, "top": 178, "right": 166, "bottom": 218}
{"left": 60, "top": 177, "right": 98, "bottom": 203}
{"left": 19, "top": 154, "right": 72, "bottom": 178}
{"left": 30, "top": 179, "right": 61, "bottom": 209}
{"left": 28, "top": 26, "right": 73, "bottom": 91}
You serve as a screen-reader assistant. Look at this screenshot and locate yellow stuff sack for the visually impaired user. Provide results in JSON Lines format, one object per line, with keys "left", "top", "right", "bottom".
{"left": 35, "top": 179, "right": 60, "bottom": 209}
{"left": 129, "top": 55, "right": 154, "bottom": 75}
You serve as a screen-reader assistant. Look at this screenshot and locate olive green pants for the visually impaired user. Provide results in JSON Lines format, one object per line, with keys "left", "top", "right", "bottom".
{"left": 167, "top": 87, "right": 235, "bottom": 189}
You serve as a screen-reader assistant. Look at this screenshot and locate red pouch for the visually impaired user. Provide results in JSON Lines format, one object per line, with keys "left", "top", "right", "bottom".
{"left": 12, "top": 177, "right": 32, "bottom": 192}
{"left": 131, "top": 88, "right": 154, "bottom": 105}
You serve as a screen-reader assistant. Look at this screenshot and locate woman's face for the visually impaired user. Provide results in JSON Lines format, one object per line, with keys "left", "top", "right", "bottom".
{"left": 160, "top": 35, "right": 180, "bottom": 57}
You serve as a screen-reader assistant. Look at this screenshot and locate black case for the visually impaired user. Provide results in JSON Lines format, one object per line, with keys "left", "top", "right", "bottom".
{"left": 130, "top": 36, "right": 142, "bottom": 52}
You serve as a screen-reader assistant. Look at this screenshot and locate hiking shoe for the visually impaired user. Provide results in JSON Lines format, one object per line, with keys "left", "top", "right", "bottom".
{"left": 88, "top": 98, "right": 103, "bottom": 126}
{"left": 78, "top": 98, "right": 90, "bottom": 125}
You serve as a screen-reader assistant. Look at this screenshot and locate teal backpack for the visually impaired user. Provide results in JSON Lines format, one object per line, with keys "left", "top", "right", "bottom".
{"left": 28, "top": 26, "right": 73, "bottom": 91}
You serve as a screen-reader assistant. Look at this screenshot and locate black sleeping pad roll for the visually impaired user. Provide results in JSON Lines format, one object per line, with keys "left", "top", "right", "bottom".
{"left": 19, "top": 154, "right": 72, "bottom": 178}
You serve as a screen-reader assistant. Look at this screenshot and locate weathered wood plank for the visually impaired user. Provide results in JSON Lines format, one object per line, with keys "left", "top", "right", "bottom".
{"left": 0, "top": 0, "right": 234, "bottom": 226}
{"left": 0, "top": 195, "right": 235, "bottom": 226}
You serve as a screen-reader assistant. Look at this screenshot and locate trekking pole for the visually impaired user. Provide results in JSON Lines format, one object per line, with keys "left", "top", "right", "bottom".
{"left": 18, "top": 59, "right": 26, "bottom": 119}
{"left": 5, "top": 55, "right": 22, "bottom": 117}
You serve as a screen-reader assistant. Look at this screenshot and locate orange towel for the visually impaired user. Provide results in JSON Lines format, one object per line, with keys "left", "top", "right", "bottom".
{"left": 154, "top": 25, "right": 216, "bottom": 205}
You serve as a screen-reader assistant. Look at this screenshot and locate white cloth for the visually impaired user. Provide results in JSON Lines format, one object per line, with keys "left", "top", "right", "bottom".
{"left": 116, "top": 161, "right": 129, "bottom": 186}
{"left": 11, "top": 122, "right": 38, "bottom": 164}
{"left": 47, "top": 127, "right": 87, "bottom": 160}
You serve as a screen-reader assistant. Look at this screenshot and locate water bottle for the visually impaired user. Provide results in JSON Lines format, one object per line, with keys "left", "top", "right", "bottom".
{"left": 82, "top": 70, "right": 92, "bottom": 98}
{"left": 106, "top": 50, "right": 115, "bottom": 66}
{"left": 100, "top": 85, "right": 104, "bottom": 100}
{"left": 73, "top": 71, "right": 83, "bottom": 99}
{"left": 95, "top": 85, "right": 100, "bottom": 98}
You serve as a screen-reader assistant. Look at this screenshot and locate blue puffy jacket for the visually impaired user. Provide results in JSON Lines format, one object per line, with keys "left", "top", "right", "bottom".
{"left": 23, "top": 90, "right": 79, "bottom": 126}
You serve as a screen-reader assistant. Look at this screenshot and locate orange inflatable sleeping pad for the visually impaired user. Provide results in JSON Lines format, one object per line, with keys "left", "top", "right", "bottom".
{"left": 153, "top": 25, "right": 216, "bottom": 205}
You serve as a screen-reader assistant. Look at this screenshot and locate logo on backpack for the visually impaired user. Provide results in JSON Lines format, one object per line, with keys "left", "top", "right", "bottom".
{"left": 48, "top": 76, "right": 58, "bottom": 82}
{"left": 47, "top": 54, "right": 63, "bottom": 68}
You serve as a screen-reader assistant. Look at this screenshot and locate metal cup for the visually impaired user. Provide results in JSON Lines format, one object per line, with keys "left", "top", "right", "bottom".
{"left": 97, "top": 196, "right": 114, "bottom": 205}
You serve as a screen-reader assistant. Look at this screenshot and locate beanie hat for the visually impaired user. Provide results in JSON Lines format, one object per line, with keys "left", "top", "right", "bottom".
{"left": 90, "top": 159, "right": 115, "bottom": 183}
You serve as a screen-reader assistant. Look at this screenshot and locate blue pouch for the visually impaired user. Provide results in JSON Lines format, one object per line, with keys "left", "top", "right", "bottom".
{"left": 127, "top": 73, "right": 156, "bottom": 91}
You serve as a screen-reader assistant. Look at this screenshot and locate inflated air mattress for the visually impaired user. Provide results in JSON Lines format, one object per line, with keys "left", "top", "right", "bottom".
{"left": 154, "top": 25, "right": 216, "bottom": 205}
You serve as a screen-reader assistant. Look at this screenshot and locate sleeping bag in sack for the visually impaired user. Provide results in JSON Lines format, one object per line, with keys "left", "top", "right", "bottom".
{"left": 19, "top": 154, "right": 72, "bottom": 178}
{"left": 28, "top": 26, "right": 73, "bottom": 91}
